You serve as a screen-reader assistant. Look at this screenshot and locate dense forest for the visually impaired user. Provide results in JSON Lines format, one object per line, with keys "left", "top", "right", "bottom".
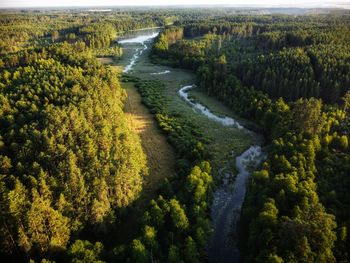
{"left": 1, "top": 6, "right": 350, "bottom": 263}
{"left": 0, "top": 42, "right": 150, "bottom": 260}
{"left": 0, "top": 10, "right": 161, "bottom": 262}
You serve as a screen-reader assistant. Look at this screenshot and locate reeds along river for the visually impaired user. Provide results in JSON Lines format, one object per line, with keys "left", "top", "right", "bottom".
{"left": 178, "top": 85, "right": 265, "bottom": 263}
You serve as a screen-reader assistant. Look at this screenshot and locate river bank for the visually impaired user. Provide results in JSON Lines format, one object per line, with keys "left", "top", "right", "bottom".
{"left": 177, "top": 85, "right": 265, "bottom": 262}
{"left": 109, "top": 29, "right": 263, "bottom": 262}
{"left": 130, "top": 55, "right": 256, "bottom": 170}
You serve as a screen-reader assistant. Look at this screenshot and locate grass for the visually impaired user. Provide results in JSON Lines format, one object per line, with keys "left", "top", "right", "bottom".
{"left": 188, "top": 88, "right": 243, "bottom": 121}
{"left": 96, "top": 57, "right": 114, "bottom": 65}
{"left": 104, "top": 39, "right": 259, "bottom": 173}
{"left": 123, "top": 81, "right": 176, "bottom": 205}
{"left": 131, "top": 46, "right": 257, "bottom": 172}
{"left": 100, "top": 81, "right": 176, "bottom": 246}
{"left": 187, "top": 88, "right": 264, "bottom": 134}
{"left": 117, "top": 42, "right": 144, "bottom": 68}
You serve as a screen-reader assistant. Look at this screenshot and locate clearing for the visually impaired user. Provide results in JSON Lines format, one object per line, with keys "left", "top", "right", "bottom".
{"left": 96, "top": 57, "right": 114, "bottom": 64}
{"left": 123, "top": 81, "right": 176, "bottom": 202}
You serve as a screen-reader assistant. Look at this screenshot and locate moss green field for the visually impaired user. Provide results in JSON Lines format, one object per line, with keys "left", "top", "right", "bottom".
{"left": 126, "top": 44, "right": 258, "bottom": 171}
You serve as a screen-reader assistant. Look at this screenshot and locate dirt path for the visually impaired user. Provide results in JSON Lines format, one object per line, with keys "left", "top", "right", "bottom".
{"left": 123, "top": 82, "right": 175, "bottom": 202}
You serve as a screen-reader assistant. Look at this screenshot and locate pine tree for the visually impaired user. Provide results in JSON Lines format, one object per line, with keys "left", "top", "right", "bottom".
{"left": 169, "top": 199, "right": 189, "bottom": 232}
{"left": 26, "top": 189, "right": 70, "bottom": 253}
{"left": 183, "top": 237, "right": 199, "bottom": 263}
{"left": 131, "top": 239, "right": 150, "bottom": 263}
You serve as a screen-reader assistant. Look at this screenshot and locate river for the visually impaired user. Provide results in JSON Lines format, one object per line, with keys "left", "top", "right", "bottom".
{"left": 119, "top": 29, "right": 264, "bottom": 263}
{"left": 178, "top": 85, "right": 264, "bottom": 263}
{"left": 117, "top": 29, "right": 160, "bottom": 73}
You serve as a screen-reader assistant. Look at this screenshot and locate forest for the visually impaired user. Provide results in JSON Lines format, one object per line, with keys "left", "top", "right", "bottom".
{"left": 1, "top": 6, "right": 350, "bottom": 263}
{"left": 152, "top": 12, "right": 350, "bottom": 262}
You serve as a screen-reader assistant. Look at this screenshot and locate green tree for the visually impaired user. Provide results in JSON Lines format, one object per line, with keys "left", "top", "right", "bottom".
{"left": 26, "top": 190, "right": 70, "bottom": 253}
{"left": 51, "top": 31, "right": 59, "bottom": 42}
{"left": 183, "top": 237, "right": 199, "bottom": 263}
{"left": 68, "top": 240, "right": 105, "bottom": 263}
{"left": 131, "top": 239, "right": 149, "bottom": 263}
{"left": 168, "top": 245, "right": 183, "bottom": 263}
{"left": 143, "top": 225, "right": 158, "bottom": 261}
{"left": 169, "top": 199, "right": 189, "bottom": 231}
{"left": 291, "top": 98, "right": 325, "bottom": 135}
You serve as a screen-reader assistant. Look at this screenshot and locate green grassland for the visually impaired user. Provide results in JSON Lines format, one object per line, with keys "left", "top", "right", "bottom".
{"left": 123, "top": 44, "right": 257, "bottom": 171}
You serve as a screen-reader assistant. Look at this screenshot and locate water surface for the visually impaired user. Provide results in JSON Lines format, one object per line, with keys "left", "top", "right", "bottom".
{"left": 118, "top": 29, "right": 160, "bottom": 73}
{"left": 150, "top": 70, "right": 171, "bottom": 75}
{"left": 178, "top": 85, "right": 264, "bottom": 263}
{"left": 178, "top": 85, "right": 245, "bottom": 130}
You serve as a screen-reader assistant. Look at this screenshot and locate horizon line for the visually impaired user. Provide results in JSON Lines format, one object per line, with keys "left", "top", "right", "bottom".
{"left": 0, "top": 4, "right": 349, "bottom": 9}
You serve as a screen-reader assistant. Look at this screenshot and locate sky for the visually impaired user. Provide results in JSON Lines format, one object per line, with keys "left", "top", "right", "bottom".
{"left": 0, "top": 0, "right": 349, "bottom": 8}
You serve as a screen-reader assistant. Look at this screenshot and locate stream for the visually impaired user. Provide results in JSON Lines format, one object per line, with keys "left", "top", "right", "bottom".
{"left": 118, "top": 29, "right": 159, "bottom": 73}
{"left": 178, "top": 85, "right": 265, "bottom": 263}
{"left": 120, "top": 29, "right": 265, "bottom": 263}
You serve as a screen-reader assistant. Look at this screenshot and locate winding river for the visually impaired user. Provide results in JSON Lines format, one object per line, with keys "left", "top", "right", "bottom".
{"left": 119, "top": 29, "right": 264, "bottom": 263}
{"left": 178, "top": 85, "right": 264, "bottom": 263}
{"left": 118, "top": 30, "right": 159, "bottom": 73}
